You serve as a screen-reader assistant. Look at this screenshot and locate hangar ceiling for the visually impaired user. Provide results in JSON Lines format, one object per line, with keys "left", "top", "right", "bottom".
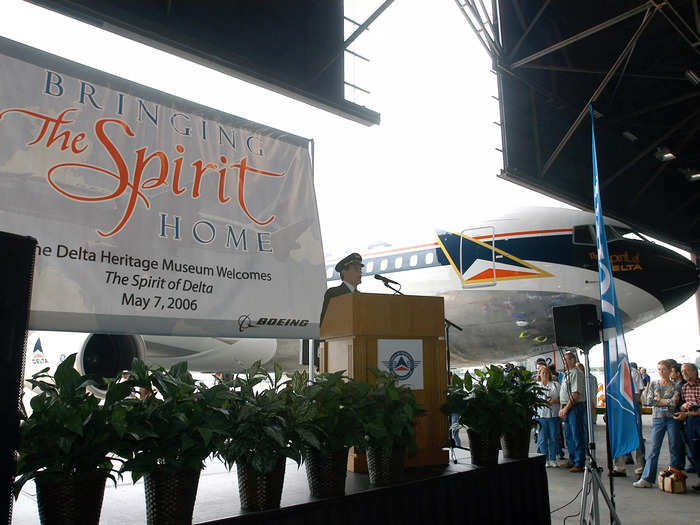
{"left": 28, "top": 0, "right": 390, "bottom": 126}
{"left": 458, "top": 0, "right": 700, "bottom": 254}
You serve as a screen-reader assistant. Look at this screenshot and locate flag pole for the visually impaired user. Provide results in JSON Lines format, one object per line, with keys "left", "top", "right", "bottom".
{"left": 591, "top": 103, "right": 616, "bottom": 524}
{"left": 604, "top": 407, "right": 616, "bottom": 524}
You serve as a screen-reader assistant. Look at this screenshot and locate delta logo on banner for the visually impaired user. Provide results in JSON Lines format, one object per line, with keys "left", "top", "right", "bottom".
{"left": 590, "top": 105, "right": 640, "bottom": 460}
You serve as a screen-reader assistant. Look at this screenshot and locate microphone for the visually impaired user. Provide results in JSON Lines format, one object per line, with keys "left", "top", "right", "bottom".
{"left": 375, "top": 274, "right": 400, "bottom": 286}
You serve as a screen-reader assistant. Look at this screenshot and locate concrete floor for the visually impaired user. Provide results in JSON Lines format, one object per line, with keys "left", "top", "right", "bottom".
{"left": 11, "top": 414, "right": 700, "bottom": 524}
{"left": 534, "top": 414, "right": 700, "bottom": 525}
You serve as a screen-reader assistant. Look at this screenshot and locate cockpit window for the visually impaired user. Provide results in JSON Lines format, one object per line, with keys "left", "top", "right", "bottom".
{"left": 574, "top": 224, "right": 649, "bottom": 245}
{"left": 611, "top": 226, "right": 648, "bottom": 242}
{"left": 573, "top": 225, "right": 595, "bottom": 245}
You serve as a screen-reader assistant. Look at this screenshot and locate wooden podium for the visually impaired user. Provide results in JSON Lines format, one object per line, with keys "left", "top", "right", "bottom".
{"left": 320, "top": 292, "right": 449, "bottom": 471}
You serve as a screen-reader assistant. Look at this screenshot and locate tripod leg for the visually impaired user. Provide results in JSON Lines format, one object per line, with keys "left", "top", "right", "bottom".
{"left": 579, "top": 467, "right": 591, "bottom": 525}
{"left": 589, "top": 468, "right": 623, "bottom": 525}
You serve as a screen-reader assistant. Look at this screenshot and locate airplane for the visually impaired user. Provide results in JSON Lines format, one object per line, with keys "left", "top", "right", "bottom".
{"left": 24, "top": 206, "right": 700, "bottom": 390}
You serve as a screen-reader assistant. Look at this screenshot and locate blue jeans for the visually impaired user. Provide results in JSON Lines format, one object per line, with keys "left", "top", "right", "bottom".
{"left": 564, "top": 403, "right": 587, "bottom": 467}
{"left": 685, "top": 416, "right": 699, "bottom": 474}
{"left": 536, "top": 417, "right": 560, "bottom": 461}
{"left": 450, "top": 413, "right": 462, "bottom": 447}
{"left": 641, "top": 417, "right": 683, "bottom": 483}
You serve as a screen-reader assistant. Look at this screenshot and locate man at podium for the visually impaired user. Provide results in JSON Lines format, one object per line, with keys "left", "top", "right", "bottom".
{"left": 320, "top": 252, "right": 364, "bottom": 323}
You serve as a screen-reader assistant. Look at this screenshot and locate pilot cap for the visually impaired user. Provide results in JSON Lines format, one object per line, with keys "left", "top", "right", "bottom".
{"left": 335, "top": 252, "right": 364, "bottom": 273}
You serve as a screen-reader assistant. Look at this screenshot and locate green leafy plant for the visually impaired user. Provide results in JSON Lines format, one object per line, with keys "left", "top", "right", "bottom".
{"left": 441, "top": 364, "right": 510, "bottom": 438}
{"left": 218, "top": 362, "right": 314, "bottom": 475}
{"left": 291, "top": 370, "right": 370, "bottom": 452}
{"left": 362, "top": 368, "right": 426, "bottom": 454}
{"left": 502, "top": 366, "right": 547, "bottom": 432}
{"left": 111, "top": 359, "right": 232, "bottom": 482}
{"left": 14, "top": 354, "right": 129, "bottom": 497}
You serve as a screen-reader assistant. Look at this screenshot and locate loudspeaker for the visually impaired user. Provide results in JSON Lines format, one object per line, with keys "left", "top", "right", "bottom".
{"left": 0, "top": 232, "right": 37, "bottom": 523}
{"left": 552, "top": 304, "right": 600, "bottom": 349}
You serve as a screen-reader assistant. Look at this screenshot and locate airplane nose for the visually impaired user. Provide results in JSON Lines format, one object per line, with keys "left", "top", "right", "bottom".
{"left": 637, "top": 245, "right": 699, "bottom": 312}
{"left": 658, "top": 258, "right": 700, "bottom": 312}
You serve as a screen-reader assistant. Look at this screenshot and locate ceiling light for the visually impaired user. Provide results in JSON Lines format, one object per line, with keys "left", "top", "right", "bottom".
{"left": 622, "top": 131, "right": 638, "bottom": 142}
{"left": 685, "top": 69, "right": 700, "bottom": 86}
{"left": 654, "top": 147, "right": 676, "bottom": 162}
{"left": 679, "top": 168, "right": 700, "bottom": 181}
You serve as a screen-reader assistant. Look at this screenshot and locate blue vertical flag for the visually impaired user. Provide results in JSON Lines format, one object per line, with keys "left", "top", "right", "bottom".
{"left": 590, "top": 105, "right": 640, "bottom": 459}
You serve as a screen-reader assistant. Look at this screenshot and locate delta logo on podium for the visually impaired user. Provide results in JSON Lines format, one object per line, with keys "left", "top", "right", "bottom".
{"left": 378, "top": 339, "right": 424, "bottom": 390}
{"left": 386, "top": 350, "right": 420, "bottom": 381}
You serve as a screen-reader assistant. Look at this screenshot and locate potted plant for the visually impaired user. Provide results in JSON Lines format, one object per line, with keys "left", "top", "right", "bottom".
{"left": 218, "top": 362, "right": 310, "bottom": 511}
{"left": 361, "top": 368, "right": 426, "bottom": 485}
{"left": 501, "top": 366, "right": 547, "bottom": 459}
{"left": 111, "top": 359, "right": 231, "bottom": 525}
{"left": 14, "top": 353, "right": 128, "bottom": 525}
{"left": 441, "top": 365, "right": 510, "bottom": 466}
{"left": 292, "top": 370, "right": 369, "bottom": 497}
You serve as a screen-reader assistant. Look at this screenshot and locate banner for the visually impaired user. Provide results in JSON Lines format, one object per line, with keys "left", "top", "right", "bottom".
{"left": 590, "top": 105, "right": 640, "bottom": 459}
{"left": 0, "top": 37, "right": 325, "bottom": 338}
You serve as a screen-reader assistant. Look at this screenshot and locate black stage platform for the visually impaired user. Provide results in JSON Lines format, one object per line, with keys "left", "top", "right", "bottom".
{"left": 201, "top": 452, "right": 550, "bottom": 525}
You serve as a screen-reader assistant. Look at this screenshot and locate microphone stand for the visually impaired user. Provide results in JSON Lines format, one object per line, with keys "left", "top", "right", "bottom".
{"left": 383, "top": 281, "right": 403, "bottom": 295}
{"left": 444, "top": 318, "right": 465, "bottom": 462}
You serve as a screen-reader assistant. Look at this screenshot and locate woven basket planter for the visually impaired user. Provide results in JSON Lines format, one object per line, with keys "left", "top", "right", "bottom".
{"left": 305, "top": 447, "right": 349, "bottom": 498}
{"left": 237, "top": 457, "right": 286, "bottom": 512}
{"left": 35, "top": 471, "right": 107, "bottom": 525}
{"left": 366, "top": 446, "right": 405, "bottom": 486}
{"left": 501, "top": 429, "right": 530, "bottom": 460}
{"left": 144, "top": 468, "right": 201, "bottom": 525}
{"left": 467, "top": 429, "right": 500, "bottom": 466}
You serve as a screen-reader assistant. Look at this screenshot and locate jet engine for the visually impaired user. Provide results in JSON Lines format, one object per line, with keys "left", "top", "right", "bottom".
{"left": 75, "top": 334, "right": 147, "bottom": 395}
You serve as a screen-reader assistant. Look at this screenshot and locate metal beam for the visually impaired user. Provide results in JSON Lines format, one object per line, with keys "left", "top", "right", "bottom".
{"left": 466, "top": 0, "right": 502, "bottom": 54}
{"left": 630, "top": 119, "right": 700, "bottom": 202}
{"left": 612, "top": 91, "right": 700, "bottom": 121}
{"left": 659, "top": 2, "right": 700, "bottom": 54}
{"left": 311, "top": 0, "right": 394, "bottom": 84}
{"left": 541, "top": 7, "right": 656, "bottom": 177}
{"left": 510, "top": 2, "right": 651, "bottom": 68}
{"left": 507, "top": 0, "right": 552, "bottom": 62}
{"left": 344, "top": 0, "right": 394, "bottom": 49}
{"left": 519, "top": 63, "right": 684, "bottom": 81}
{"left": 455, "top": 0, "right": 498, "bottom": 58}
{"left": 603, "top": 105, "right": 700, "bottom": 188}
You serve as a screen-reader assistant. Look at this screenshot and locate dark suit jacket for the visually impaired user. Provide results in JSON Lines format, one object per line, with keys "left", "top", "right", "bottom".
{"left": 320, "top": 282, "right": 354, "bottom": 325}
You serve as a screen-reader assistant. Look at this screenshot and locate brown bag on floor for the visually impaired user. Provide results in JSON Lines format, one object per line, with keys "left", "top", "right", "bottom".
{"left": 657, "top": 467, "right": 687, "bottom": 493}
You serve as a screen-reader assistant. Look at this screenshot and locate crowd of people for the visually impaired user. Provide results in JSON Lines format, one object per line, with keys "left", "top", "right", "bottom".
{"left": 534, "top": 353, "right": 700, "bottom": 492}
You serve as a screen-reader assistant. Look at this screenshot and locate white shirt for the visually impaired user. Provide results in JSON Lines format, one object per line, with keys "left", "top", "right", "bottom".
{"left": 631, "top": 367, "right": 643, "bottom": 393}
{"left": 537, "top": 381, "right": 560, "bottom": 418}
{"left": 342, "top": 280, "right": 356, "bottom": 293}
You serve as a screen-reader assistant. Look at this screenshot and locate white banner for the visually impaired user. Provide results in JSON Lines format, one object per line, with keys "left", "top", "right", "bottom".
{"left": 0, "top": 38, "right": 325, "bottom": 338}
{"left": 378, "top": 339, "right": 424, "bottom": 390}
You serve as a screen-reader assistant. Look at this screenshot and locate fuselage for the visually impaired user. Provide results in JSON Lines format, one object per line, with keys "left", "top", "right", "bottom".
{"left": 25, "top": 207, "right": 699, "bottom": 380}
{"left": 324, "top": 207, "right": 699, "bottom": 367}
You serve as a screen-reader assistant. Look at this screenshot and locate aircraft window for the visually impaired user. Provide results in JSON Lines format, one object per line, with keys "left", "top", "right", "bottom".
{"left": 326, "top": 266, "right": 333, "bottom": 278}
{"left": 395, "top": 256, "right": 403, "bottom": 269}
{"left": 612, "top": 226, "right": 648, "bottom": 242}
{"left": 573, "top": 225, "right": 595, "bottom": 245}
{"left": 366, "top": 261, "right": 375, "bottom": 273}
{"left": 605, "top": 226, "right": 623, "bottom": 242}
{"left": 574, "top": 224, "right": 630, "bottom": 245}
{"left": 425, "top": 252, "right": 434, "bottom": 264}
{"left": 380, "top": 259, "right": 388, "bottom": 271}
{"left": 409, "top": 254, "right": 418, "bottom": 267}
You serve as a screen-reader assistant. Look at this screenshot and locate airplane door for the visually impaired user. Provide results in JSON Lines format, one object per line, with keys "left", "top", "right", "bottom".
{"left": 459, "top": 226, "right": 497, "bottom": 288}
